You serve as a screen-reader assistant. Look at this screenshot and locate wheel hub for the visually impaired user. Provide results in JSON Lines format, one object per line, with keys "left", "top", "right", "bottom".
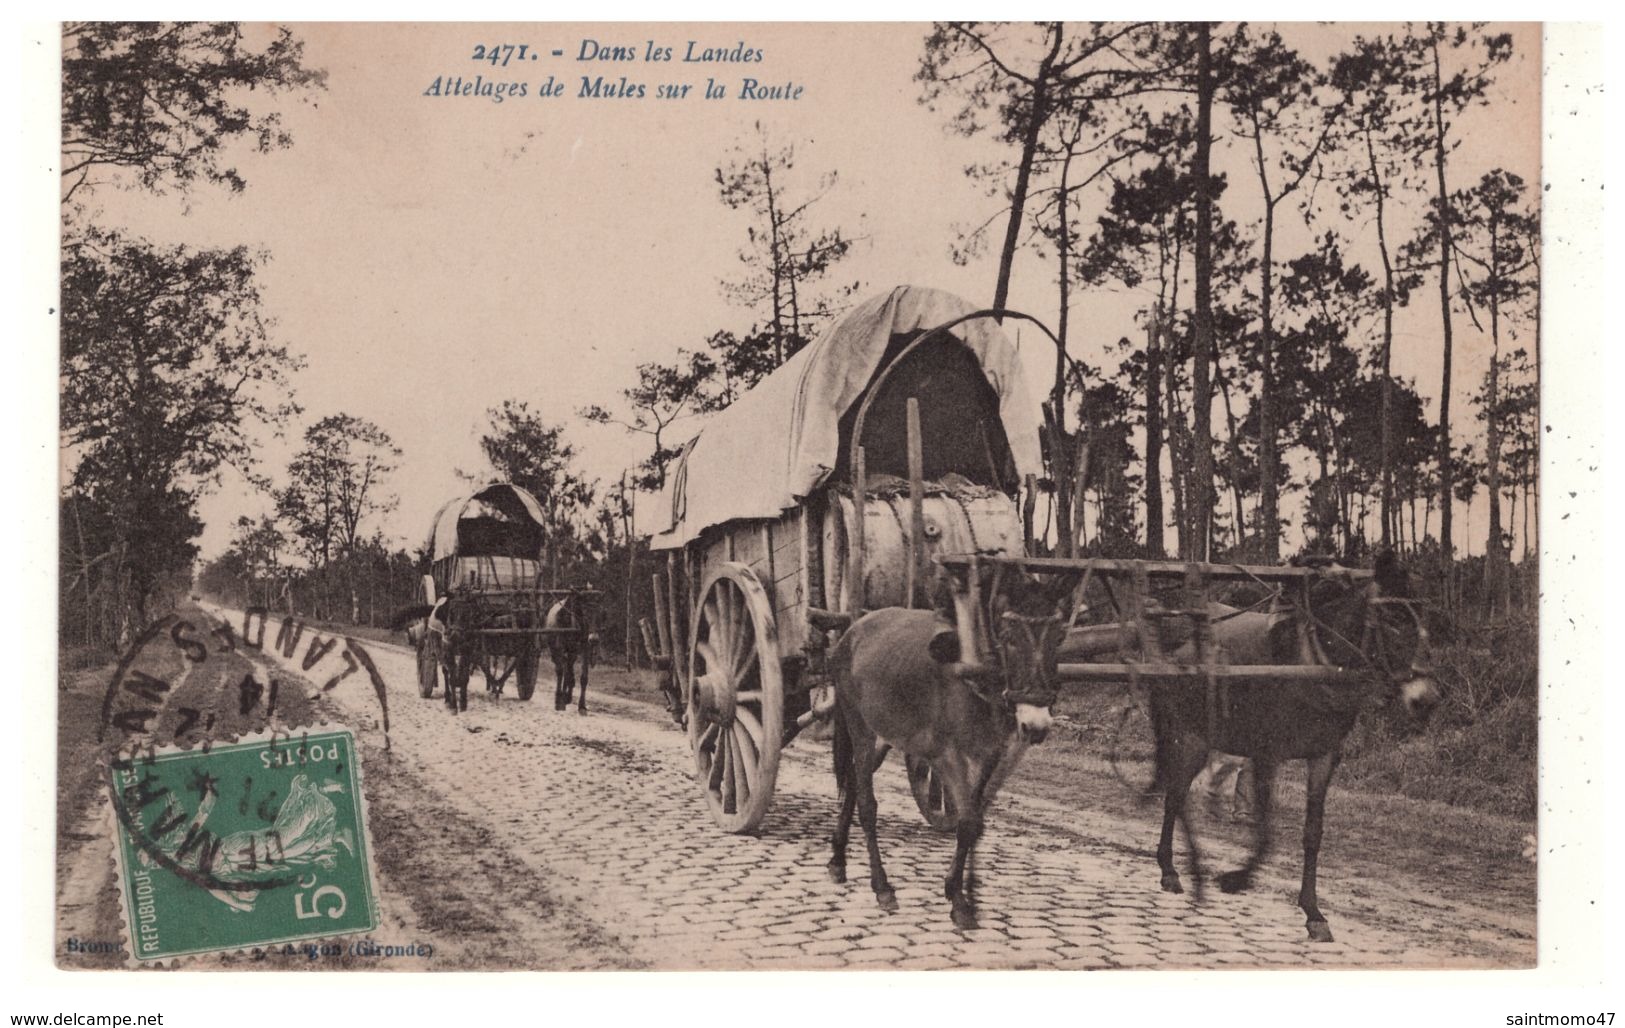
{"left": 695, "top": 671, "right": 736, "bottom": 725}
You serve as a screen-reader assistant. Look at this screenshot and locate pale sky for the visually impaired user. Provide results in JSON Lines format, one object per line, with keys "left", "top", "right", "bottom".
{"left": 71, "top": 22, "right": 1542, "bottom": 560}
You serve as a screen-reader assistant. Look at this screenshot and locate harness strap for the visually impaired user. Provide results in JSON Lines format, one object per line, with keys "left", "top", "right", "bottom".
{"left": 1301, "top": 588, "right": 1427, "bottom": 686}
{"left": 987, "top": 611, "right": 1062, "bottom": 709}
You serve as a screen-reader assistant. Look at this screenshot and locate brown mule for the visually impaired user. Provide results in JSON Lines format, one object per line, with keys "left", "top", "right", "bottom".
{"left": 1150, "top": 550, "right": 1441, "bottom": 941}
{"left": 546, "top": 595, "right": 592, "bottom": 714}
{"left": 827, "top": 571, "right": 1069, "bottom": 929}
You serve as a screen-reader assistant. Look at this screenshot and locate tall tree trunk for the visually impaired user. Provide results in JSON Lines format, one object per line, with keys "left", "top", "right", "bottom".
{"left": 762, "top": 151, "right": 786, "bottom": 366}
{"left": 1249, "top": 113, "right": 1280, "bottom": 560}
{"left": 1366, "top": 124, "right": 1398, "bottom": 551}
{"left": 1189, "top": 22, "right": 1216, "bottom": 561}
{"left": 621, "top": 476, "right": 636, "bottom": 668}
{"left": 1428, "top": 33, "right": 1458, "bottom": 592}
{"left": 787, "top": 268, "right": 802, "bottom": 353}
{"left": 1461, "top": 494, "right": 1472, "bottom": 557}
{"left": 1218, "top": 374, "right": 1248, "bottom": 554}
{"left": 1521, "top": 440, "right": 1532, "bottom": 559}
{"left": 1053, "top": 148, "right": 1076, "bottom": 555}
{"left": 1166, "top": 367, "right": 1191, "bottom": 557}
{"left": 1484, "top": 230, "right": 1507, "bottom": 613}
{"left": 1257, "top": 204, "right": 1278, "bottom": 559}
{"left": 992, "top": 24, "right": 1063, "bottom": 318}
{"left": 1143, "top": 313, "right": 1165, "bottom": 557}
{"left": 1505, "top": 479, "right": 1516, "bottom": 559}
{"left": 1529, "top": 228, "right": 1541, "bottom": 561}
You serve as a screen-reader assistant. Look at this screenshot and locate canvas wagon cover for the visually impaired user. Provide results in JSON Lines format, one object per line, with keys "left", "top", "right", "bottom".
{"left": 426, "top": 482, "right": 548, "bottom": 562}
{"left": 650, "top": 286, "right": 1045, "bottom": 550}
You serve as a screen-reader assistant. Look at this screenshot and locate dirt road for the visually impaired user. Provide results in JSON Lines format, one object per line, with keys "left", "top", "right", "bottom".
{"left": 58, "top": 604, "right": 1535, "bottom": 970}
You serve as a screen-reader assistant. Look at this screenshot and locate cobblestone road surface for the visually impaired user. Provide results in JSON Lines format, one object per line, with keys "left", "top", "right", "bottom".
{"left": 217, "top": 605, "right": 1525, "bottom": 971}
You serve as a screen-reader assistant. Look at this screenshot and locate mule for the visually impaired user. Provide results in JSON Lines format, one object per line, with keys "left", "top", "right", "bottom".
{"left": 827, "top": 570, "right": 1069, "bottom": 929}
{"left": 390, "top": 600, "right": 468, "bottom": 714}
{"left": 1150, "top": 550, "right": 1441, "bottom": 941}
{"left": 546, "top": 595, "right": 592, "bottom": 713}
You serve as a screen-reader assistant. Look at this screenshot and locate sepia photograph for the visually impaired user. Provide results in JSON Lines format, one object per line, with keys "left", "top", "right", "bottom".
{"left": 45, "top": 19, "right": 1577, "bottom": 984}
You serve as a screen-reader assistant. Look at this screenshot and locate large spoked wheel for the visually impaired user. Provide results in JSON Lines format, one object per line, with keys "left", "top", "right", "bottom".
{"left": 906, "top": 753, "right": 958, "bottom": 833}
{"left": 687, "top": 562, "right": 783, "bottom": 834}
{"left": 1109, "top": 687, "right": 1159, "bottom": 799}
{"left": 417, "top": 631, "right": 443, "bottom": 698}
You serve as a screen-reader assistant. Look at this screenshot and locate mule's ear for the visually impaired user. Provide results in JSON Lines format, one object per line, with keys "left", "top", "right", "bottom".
{"left": 927, "top": 627, "right": 961, "bottom": 665}
{"left": 1374, "top": 548, "right": 1406, "bottom": 595}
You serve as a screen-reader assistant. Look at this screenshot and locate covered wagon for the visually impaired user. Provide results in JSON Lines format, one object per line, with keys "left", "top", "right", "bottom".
{"left": 644, "top": 285, "right": 1048, "bottom": 831}
{"left": 415, "top": 482, "right": 597, "bottom": 712}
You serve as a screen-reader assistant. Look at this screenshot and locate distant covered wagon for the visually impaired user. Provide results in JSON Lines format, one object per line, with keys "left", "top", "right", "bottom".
{"left": 644, "top": 285, "right": 1047, "bottom": 831}
{"left": 415, "top": 482, "right": 596, "bottom": 712}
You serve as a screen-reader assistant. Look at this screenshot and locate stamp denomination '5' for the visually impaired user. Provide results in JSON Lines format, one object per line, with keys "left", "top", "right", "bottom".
{"left": 109, "top": 728, "right": 379, "bottom": 962}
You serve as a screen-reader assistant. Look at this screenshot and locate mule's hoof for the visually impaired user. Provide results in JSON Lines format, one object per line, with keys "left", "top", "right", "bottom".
{"left": 1160, "top": 873, "right": 1184, "bottom": 895}
{"left": 1217, "top": 870, "right": 1250, "bottom": 894}
{"left": 577, "top": 706, "right": 588, "bottom": 716}
{"left": 951, "top": 905, "right": 978, "bottom": 930}
{"left": 1306, "top": 921, "right": 1335, "bottom": 943}
{"left": 875, "top": 889, "right": 898, "bottom": 912}
{"left": 827, "top": 863, "right": 846, "bottom": 884}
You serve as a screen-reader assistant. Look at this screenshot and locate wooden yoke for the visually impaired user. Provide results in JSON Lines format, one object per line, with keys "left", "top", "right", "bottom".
{"left": 667, "top": 553, "right": 685, "bottom": 681}
{"left": 651, "top": 571, "right": 673, "bottom": 665}
{"left": 942, "top": 553, "right": 992, "bottom": 677}
{"left": 1022, "top": 475, "right": 1037, "bottom": 553}
{"left": 1184, "top": 562, "right": 1221, "bottom": 740}
{"left": 1068, "top": 434, "right": 1091, "bottom": 558}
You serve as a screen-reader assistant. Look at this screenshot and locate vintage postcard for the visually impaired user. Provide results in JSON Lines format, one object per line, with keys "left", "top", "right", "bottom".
{"left": 55, "top": 21, "right": 1555, "bottom": 975}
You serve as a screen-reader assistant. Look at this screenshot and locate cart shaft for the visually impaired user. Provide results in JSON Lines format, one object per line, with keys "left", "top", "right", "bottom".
{"left": 1058, "top": 662, "right": 1365, "bottom": 683}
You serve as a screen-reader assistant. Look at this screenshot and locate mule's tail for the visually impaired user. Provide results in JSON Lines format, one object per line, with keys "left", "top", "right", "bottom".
{"left": 831, "top": 710, "right": 852, "bottom": 803}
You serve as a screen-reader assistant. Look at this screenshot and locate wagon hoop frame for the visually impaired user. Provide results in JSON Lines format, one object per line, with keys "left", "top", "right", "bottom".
{"left": 844, "top": 307, "right": 1067, "bottom": 489}
{"left": 843, "top": 308, "right": 1067, "bottom": 614}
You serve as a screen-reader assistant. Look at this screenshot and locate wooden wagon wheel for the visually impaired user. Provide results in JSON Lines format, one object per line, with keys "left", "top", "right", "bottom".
{"left": 905, "top": 753, "right": 958, "bottom": 833}
{"left": 1108, "top": 686, "right": 1159, "bottom": 797}
{"left": 687, "top": 562, "right": 783, "bottom": 834}
{"left": 417, "top": 630, "right": 442, "bottom": 698}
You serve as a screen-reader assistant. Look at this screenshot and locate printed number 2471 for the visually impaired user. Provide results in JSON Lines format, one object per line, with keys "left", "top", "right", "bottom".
{"left": 472, "top": 44, "right": 531, "bottom": 66}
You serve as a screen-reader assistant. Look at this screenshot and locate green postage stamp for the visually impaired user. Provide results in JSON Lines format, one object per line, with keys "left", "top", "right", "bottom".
{"left": 108, "top": 727, "right": 379, "bottom": 962}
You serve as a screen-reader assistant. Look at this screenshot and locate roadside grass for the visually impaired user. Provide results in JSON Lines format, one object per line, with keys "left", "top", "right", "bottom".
{"left": 1340, "top": 611, "right": 1538, "bottom": 819}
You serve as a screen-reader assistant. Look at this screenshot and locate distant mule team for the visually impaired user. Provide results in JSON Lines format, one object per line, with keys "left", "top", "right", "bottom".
{"left": 392, "top": 483, "right": 598, "bottom": 717}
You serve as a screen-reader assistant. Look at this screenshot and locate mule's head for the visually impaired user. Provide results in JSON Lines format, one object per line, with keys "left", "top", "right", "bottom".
{"left": 989, "top": 573, "right": 1072, "bottom": 744}
{"left": 927, "top": 565, "right": 1073, "bottom": 742}
{"left": 1365, "top": 550, "right": 1442, "bottom": 724}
